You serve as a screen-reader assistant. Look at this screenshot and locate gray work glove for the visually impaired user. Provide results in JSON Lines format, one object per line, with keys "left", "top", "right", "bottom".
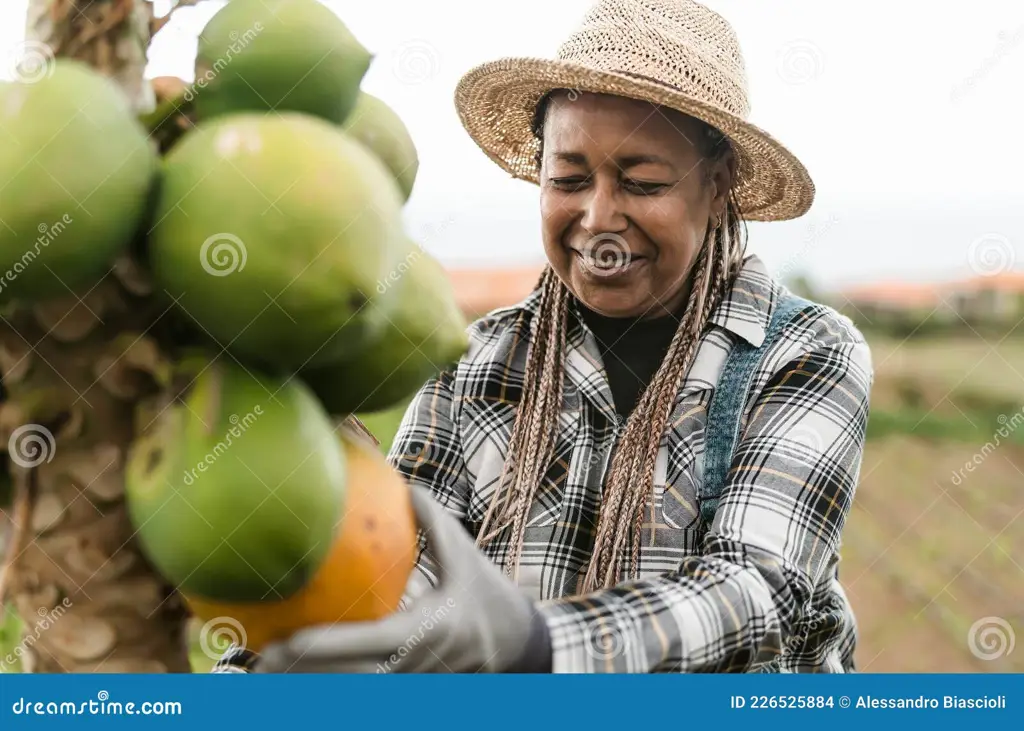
{"left": 254, "top": 486, "right": 552, "bottom": 673}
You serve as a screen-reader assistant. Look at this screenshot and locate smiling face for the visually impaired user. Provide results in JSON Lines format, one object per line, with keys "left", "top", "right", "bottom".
{"left": 538, "top": 92, "right": 734, "bottom": 319}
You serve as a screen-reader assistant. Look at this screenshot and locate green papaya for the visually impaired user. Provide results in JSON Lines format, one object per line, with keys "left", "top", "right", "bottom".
{"left": 148, "top": 112, "right": 406, "bottom": 371}
{"left": 192, "top": 0, "right": 371, "bottom": 125}
{"left": 302, "top": 242, "right": 469, "bottom": 414}
{"left": 125, "top": 356, "right": 347, "bottom": 603}
{"left": 0, "top": 61, "right": 158, "bottom": 302}
{"left": 342, "top": 92, "right": 419, "bottom": 203}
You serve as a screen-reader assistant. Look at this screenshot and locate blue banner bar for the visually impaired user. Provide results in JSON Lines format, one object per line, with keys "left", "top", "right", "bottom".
{"left": 1, "top": 674, "right": 1020, "bottom": 729}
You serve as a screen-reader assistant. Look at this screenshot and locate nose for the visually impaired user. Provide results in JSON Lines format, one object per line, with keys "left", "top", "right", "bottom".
{"left": 579, "top": 177, "right": 628, "bottom": 236}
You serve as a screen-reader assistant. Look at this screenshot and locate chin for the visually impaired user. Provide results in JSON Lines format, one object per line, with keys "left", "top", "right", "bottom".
{"left": 574, "top": 285, "right": 648, "bottom": 318}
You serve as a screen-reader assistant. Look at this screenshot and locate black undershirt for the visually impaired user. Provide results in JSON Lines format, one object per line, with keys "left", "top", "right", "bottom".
{"left": 573, "top": 299, "right": 682, "bottom": 420}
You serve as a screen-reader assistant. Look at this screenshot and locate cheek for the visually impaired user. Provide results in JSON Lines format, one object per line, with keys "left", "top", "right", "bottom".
{"left": 540, "top": 192, "right": 573, "bottom": 260}
{"left": 640, "top": 203, "right": 704, "bottom": 286}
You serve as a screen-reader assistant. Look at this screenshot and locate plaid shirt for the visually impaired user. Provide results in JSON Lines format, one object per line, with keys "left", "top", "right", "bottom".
{"left": 213, "top": 254, "right": 872, "bottom": 673}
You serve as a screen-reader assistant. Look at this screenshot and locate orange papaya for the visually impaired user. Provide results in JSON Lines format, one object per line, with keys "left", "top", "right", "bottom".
{"left": 185, "top": 431, "right": 418, "bottom": 654}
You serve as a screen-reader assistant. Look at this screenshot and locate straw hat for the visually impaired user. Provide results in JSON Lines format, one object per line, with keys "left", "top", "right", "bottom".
{"left": 454, "top": 0, "right": 814, "bottom": 222}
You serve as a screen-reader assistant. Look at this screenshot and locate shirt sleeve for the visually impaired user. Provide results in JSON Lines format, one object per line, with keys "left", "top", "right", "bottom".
{"left": 385, "top": 368, "right": 473, "bottom": 608}
{"left": 211, "top": 369, "right": 470, "bottom": 674}
{"left": 534, "top": 334, "right": 874, "bottom": 673}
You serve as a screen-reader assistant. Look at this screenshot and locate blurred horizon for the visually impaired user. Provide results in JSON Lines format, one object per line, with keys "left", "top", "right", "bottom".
{"left": 2, "top": 0, "right": 1022, "bottom": 291}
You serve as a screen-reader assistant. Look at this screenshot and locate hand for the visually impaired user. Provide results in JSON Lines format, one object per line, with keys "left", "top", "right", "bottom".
{"left": 254, "top": 486, "right": 552, "bottom": 673}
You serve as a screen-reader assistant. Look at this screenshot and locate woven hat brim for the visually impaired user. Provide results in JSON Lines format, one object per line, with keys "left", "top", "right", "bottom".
{"left": 454, "top": 57, "right": 815, "bottom": 222}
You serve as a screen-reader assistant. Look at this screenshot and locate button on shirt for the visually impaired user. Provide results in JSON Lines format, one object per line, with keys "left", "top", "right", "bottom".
{"left": 213, "top": 254, "right": 873, "bottom": 674}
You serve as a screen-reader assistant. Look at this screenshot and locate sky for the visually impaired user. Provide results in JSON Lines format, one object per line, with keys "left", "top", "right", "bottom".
{"left": 2, "top": 0, "right": 1023, "bottom": 290}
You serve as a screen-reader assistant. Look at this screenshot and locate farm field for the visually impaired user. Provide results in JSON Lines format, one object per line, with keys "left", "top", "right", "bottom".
{"left": 7, "top": 335, "right": 1022, "bottom": 674}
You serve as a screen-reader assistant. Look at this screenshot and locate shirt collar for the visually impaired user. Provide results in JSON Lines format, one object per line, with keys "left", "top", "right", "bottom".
{"left": 706, "top": 254, "right": 774, "bottom": 347}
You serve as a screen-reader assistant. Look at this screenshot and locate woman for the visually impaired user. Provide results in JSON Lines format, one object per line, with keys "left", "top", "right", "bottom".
{"left": 216, "top": 0, "right": 872, "bottom": 674}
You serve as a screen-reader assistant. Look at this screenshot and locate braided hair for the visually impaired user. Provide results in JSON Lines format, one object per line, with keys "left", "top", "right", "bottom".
{"left": 476, "top": 91, "right": 748, "bottom": 593}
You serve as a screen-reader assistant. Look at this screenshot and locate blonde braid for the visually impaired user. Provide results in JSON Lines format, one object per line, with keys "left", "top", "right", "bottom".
{"left": 476, "top": 268, "right": 568, "bottom": 578}
{"left": 581, "top": 199, "right": 745, "bottom": 592}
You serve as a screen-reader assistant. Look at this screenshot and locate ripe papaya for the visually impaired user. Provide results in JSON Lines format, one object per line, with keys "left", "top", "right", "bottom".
{"left": 192, "top": 0, "right": 371, "bottom": 126}
{"left": 342, "top": 92, "right": 419, "bottom": 203}
{"left": 0, "top": 60, "right": 157, "bottom": 302}
{"left": 184, "top": 429, "right": 418, "bottom": 654}
{"left": 302, "top": 241, "right": 469, "bottom": 414}
{"left": 147, "top": 112, "right": 406, "bottom": 371}
{"left": 125, "top": 356, "right": 347, "bottom": 603}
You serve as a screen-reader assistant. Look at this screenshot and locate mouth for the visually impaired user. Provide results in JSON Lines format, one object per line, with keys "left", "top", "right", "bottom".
{"left": 570, "top": 248, "right": 647, "bottom": 278}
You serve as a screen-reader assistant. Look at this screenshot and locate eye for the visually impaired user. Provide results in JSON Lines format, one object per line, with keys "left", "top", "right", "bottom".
{"left": 549, "top": 176, "right": 589, "bottom": 191}
{"left": 623, "top": 180, "right": 668, "bottom": 195}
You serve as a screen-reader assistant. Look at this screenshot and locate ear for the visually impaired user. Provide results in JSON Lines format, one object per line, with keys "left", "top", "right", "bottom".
{"left": 708, "top": 150, "right": 737, "bottom": 219}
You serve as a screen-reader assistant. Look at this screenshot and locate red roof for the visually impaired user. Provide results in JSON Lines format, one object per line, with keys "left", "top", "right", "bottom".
{"left": 444, "top": 264, "right": 547, "bottom": 316}
{"left": 837, "top": 270, "right": 1024, "bottom": 307}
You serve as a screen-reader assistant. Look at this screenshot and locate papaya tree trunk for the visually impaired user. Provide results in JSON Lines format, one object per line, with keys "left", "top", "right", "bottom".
{"left": 0, "top": 0, "right": 190, "bottom": 673}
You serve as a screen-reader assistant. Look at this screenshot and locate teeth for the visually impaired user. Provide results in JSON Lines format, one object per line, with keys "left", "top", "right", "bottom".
{"left": 583, "top": 255, "right": 630, "bottom": 267}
